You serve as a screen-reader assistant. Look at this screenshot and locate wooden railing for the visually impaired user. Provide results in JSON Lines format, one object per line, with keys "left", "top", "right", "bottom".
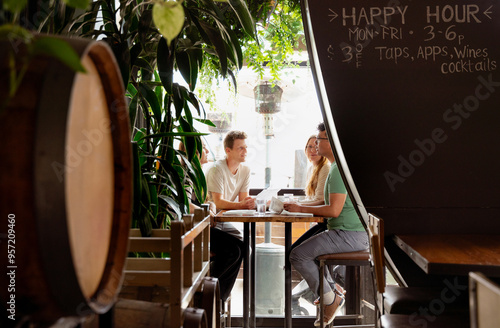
{"left": 116, "top": 207, "right": 213, "bottom": 327}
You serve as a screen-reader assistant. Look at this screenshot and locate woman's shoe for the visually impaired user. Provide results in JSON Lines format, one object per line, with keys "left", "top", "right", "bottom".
{"left": 314, "top": 293, "right": 345, "bottom": 326}
{"left": 313, "top": 283, "right": 346, "bottom": 305}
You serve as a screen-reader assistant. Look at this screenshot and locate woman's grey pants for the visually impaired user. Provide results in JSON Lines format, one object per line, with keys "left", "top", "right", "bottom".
{"left": 289, "top": 229, "right": 369, "bottom": 298}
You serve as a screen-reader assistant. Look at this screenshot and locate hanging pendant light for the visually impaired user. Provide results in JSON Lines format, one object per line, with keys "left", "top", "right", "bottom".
{"left": 254, "top": 81, "right": 283, "bottom": 115}
{"left": 254, "top": 81, "right": 283, "bottom": 137}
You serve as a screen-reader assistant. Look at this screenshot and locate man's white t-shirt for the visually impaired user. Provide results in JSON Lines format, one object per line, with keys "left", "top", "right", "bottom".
{"left": 206, "top": 159, "right": 251, "bottom": 204}
{"left": 206, "top": 159, "right": 250, "bottom": 239}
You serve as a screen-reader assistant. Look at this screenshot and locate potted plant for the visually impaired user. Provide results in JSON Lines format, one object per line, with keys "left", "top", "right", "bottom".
{"left": 61, "top": 0, "right": 256, "bottom": 235}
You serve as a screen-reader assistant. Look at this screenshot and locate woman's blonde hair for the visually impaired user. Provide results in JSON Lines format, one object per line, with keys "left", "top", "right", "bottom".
{"left": 305, "top": 135, "right": 328, "bottom": 197}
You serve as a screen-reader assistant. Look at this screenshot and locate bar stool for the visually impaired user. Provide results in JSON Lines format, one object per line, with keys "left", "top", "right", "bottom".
{"left": 317, "top": 249, "right": 371, "bottom": 328}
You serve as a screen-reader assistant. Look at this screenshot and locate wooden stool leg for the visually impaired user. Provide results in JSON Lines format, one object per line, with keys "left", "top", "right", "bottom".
{"left": 344, "top": 266, "right": 363, "bottom": 323}
{"left": 319, "top": 259, "right": 325, "bottom": 328}
{"left": 226, "top": 296, "right": 231, "bottom": 327}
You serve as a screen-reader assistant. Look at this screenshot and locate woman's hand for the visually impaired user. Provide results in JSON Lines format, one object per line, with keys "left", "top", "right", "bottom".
{"left": 283, "top": 202, "right": 301, "bottom": 213}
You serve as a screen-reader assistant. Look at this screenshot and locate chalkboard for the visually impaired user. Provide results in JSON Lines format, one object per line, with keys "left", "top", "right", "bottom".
{"left": 302, "top": 0, "right": 500, "bottom": 227}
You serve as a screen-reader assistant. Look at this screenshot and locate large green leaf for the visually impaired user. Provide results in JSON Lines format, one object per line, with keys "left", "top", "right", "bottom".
{"left": 191, "top": 156, "right": 207, "bottom": 204}
{"left": 99, "top": 0, "right": 117, "bottom": 33}
{"left": 183, "top": 22, "right": 204, "bottom": 69}
{"left": 196, "top": 20, "right": 228, "bottom": 76}
{"left": 172, "top": 83, "right": 185, "bottom": 119}
{"left": 171, "top": 164, "right": 190, "bottom": 211}
{"left": 187, "top": 49, "right": 199, "bottom": 90}
{"left": 228, "top": 0, "right": 256, "bottom": 38}
{"left": 175, "top": 47, "right": 192, "bottom": 90}
{"left": 176, "top": 40, "right": 199, "bottom": 91}
{"left": 138, "top": 8, "right": 153, "bottom": 49}
{"left": 32, "top": 37, "right": 85, "bottom": 73}
{"left": 133, "top": 128, "right": 148, "bottom": 168}
{"left": 128, "top": 93, "right": 140, "bottom": 135}
{"left": 224, "top": 24, "right": 243, "bottom": 69}
{"left": 183, "top": 97, "right": 193, "bottom": 127}
{"left": 187, "top": 91, "right": 202, "bottom": 117}
{"left": 152, "top": 0, "right": 185, "bottom": 46}
{"left": 131, "top": 142, "right": 142, "bottom": 211}
{"left": 149, "top": 182, "right": 159, "bottom": 223}
{"left": 157, "top": 37, "right": 173, "bottom": 93}
{"left": 195, "top": 118, "right": 216, "bottom": 128}
{"left": 162, "top": 161, "right": 188, "bottom": 216}
{"left": 139, "top": 177, "right": 154, "bottom": 232}
{"left": 137, "top": 82, "right": 162, "bottom": 123}
{"left": 227, "top": 68, "right": 238, "bottom": 93}
{"left": 179, "top": 117, "right": 195, "bottom": 160}
{"left": 181, "top": 151, "right": 206, "bottom": 204}
{"left": 163, "top": 95, "right": 173, "bottom": 133}
{"left": 131, "top": 142, "right": 152, "bottom": 236}
{"left": 159, "top": 195, "right": 182, "bottom": 220}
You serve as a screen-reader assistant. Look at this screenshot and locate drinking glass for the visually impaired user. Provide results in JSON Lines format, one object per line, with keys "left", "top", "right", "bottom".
{"left": 256, "top": 199, "right": 266, "bottom": 215}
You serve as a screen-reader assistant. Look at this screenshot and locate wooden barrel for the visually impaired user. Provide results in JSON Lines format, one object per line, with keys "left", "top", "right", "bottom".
{"left": 195, "top": 277, "right": 221, "bottom": 328}
{"left": 184, "top": 308, "right": 208, "bottom": 328}
{"left": 0, "top": 36, "right": 132, "bottom": 326}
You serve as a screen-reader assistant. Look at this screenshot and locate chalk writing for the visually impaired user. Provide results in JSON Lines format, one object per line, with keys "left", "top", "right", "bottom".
{"left": 322, "top": 2, "right": 497, "bottom": 74}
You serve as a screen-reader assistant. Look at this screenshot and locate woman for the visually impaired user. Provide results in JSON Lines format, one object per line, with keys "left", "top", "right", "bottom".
{"left": 179, "top": 140, "right": 244, "bottom": 302}
{"left": 290, "top": 136, "right": 334, "bottom": 307}
{"left": 285, "top": 123, "right": 368, "bottom": 326}
{"left": 301, "top": 135, "right": 330, "bottom": 205}
{"left": 292, "top": 136, "right": 331, "bottom": 248}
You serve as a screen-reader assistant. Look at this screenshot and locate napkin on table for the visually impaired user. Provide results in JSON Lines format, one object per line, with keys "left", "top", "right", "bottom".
{"left": 222, "top": 210, "right": 256, "bottom": 216}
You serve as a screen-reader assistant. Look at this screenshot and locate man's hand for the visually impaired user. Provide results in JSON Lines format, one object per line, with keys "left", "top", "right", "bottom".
{"left": 240, "top": 196, "right": 255, "bottom": 209}
{"left": 208, "top": 201, "right": 217, "bottom": 227}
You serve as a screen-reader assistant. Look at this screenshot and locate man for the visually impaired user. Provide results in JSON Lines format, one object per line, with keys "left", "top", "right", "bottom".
{"left": 284, "top": 123, "right": 368, "bottom": 326}
{"left": 206, "top": 130, "right": 255, "bottom": 212}
{"left": 205, "top": 130, "right": 255, "bottom": 301}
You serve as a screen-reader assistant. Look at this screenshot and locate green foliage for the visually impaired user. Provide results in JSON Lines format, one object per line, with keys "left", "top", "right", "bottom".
{"left": 243, "top": 1, "right": 305, "bottom": 82}
{"left": 196, "top": 0, "right": 306, "bottom": 110}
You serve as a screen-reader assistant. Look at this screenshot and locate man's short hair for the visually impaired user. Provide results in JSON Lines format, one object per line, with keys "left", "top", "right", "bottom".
{"left": 317, "top": 122, "right": 326, "bottom": 132}
{"left": 224, "top": 130, "right": 247, "bottom": 149}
